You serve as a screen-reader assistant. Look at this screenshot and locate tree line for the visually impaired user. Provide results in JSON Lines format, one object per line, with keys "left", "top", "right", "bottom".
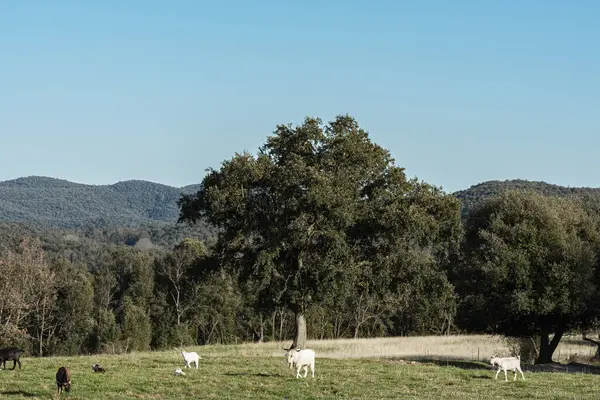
{"left": 2, "top": 115, "right": 600, "bottom": 364}
{"left": 0, "top": 234, "right": 453, "bottom": 357}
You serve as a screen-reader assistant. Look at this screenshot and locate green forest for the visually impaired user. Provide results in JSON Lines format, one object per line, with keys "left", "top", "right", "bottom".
{"left": 1, "top": 115, "right": 600, "bottom": 365}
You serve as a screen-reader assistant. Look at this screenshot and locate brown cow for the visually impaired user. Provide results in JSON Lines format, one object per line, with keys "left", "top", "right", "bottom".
{"left": 56, "top": 366, "right": 71, "bottom": 394}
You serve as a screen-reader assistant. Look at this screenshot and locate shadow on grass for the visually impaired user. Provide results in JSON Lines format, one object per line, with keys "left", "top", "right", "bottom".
{"left": 391, "top": 355, "right": 600, "bottom": 375}
{"left": 470, "top": 374, "right": 494, "bottom": 380}
{"left": 527, "top": 362, "right": 600, "bottom": 375}
{"left": 395, "top": 356, "right": 491, "bottom": 371}
{"left": 0, "top": 391, "right": 38, "bottom": 397}
{"left": 224, "top": 372, "right": 283, "bottom": 378}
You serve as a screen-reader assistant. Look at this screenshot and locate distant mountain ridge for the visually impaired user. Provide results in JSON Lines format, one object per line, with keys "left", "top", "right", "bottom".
{"left": 0, "top": 176, "right": 202, "bottom": 229}
{"left": 1, "top": 176, "right": 599, "bottom": 230}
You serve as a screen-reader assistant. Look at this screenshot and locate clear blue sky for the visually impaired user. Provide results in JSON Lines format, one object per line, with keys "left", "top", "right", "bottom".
{"left": 1, "top": 1, "right": 598, "bottom": 192}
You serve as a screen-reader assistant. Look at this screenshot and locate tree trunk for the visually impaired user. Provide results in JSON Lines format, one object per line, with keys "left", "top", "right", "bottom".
{"left": 38, "top": 331, "right": 43, "bottom": 357}
{"left": 271, "top": 311, "right": 276, "bottom": 341}
{"left": 293, "top": 312, "right": 307, "bottom": 349}
{"left": 39, "top": 297, "right": 46, "bottom": 357}
{"left": 354, "top": 323, "right": 361, "bottom": 339}
{"left": 206, "top": 320, "right": 219, "bottom": 344}
{"left": 279, "top": 310, "right": 286, "bottom": 342}
{"left": 176, "top": 288, "right": 181, "bottom": 326}
{"left": 535, "top": 328, "right": 564, "bottom": 364}
{"left": 292, "top": 251, "right": 307, "bottom": 349}
{"left": 257, "top": 314, "right": 264, "bottom": 343}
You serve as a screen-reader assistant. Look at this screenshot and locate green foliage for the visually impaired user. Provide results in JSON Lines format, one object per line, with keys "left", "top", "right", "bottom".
{"left": 0, "top": 176, "right": 203, "bottom": 229}
{"left": 454, "top": 190, "right": 600, "bottom": 362}
{"left": 191, "top": 272, "right": 242, "bottom": 345}
{"left": 394, "top": 272, "right": 457, "bottom": 336}
{"left": 0, "top": 176, "right": 217, "bottom": 257}
{"left": 48, "top": 258, "right": 95, "bottom": 355}
{"left": 0, "top": 324, "right": 31, "bottom": 352}
{"left": 121, "top": 296, "right": 152, "bottom": 352}
{"left": 93, "top": 308, "right": 120, "bottom": 353}
{"left": 179, "top": 115, "right": 462, "bottom": 347}
{"left": 454, "top": 179, "right": 600, "bottom": 220}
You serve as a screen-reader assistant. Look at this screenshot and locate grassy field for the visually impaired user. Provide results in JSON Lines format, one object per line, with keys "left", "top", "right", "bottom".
{"left": 0, "top": 335, "right": 598, "bottom": 399}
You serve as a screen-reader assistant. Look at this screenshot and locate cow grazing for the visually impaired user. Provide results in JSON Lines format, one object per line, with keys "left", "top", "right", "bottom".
{"left": 490, "top": 356, "right": 525, "bottom": 381}
{"left": 283, "top": 345, "right": 316, "bottom": 378}
{"left": 0, "top": 347, "right": 24, "bottom": 370}
{"left": 56, "top": 367, "right": 72, "bottom": 394}
{"left": 181, "top": 350, "right": 200, "bottom": 369}
{"left": 92, "top": 363, "right": 106, "bottom": 373}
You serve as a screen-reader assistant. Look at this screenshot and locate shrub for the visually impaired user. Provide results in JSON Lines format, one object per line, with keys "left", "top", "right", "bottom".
{"left": 503, "top": 336, "right": 539, "bottom": 364}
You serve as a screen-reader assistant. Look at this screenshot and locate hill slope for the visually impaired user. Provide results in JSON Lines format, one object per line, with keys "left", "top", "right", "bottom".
{"left": 454, "top": 179, "right": 600, "bottom": 218}
{"left": 1, "top": 176, "right": 599, "bottom": 230}
{"left": 0, "top": 176, "right": 202, "bottom": 229}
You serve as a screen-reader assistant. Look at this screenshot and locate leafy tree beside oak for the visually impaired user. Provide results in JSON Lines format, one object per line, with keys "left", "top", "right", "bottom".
{"left": 454, "top": 190, "right": 600, "bottom": 363}
{"left": 178, "top": 115, "right": 462, "bottom": 348}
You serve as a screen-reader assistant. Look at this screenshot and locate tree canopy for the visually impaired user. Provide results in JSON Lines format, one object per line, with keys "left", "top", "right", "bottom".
{"left": 178, "top": 115, "right": 462, "bottom": 347}
{"left": 453, "top": 190, "right": 600, "bottom": 363}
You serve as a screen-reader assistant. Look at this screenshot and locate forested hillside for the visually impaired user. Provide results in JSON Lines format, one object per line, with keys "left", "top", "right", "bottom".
{"left": 0, "top": 176, "right": 202, "bottom": 229}
{"left": 2, "top": 175, "right": 600, "bottom": 255}
{"left": 454, "top": 179, "right": 600, "bottom": 218}
{"left": 2, "top": 175, "right": 600, "bottom": 253}
{"left": 0, "top": 176, "right": 214, "bottom": 255}
{"left": 3, "top": 176, "right": 600, "bottom": 231}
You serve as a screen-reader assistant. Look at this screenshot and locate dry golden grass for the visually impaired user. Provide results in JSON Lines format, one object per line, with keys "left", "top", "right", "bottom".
{"left": 217, "top": 334, "right": 597, "bottom": 364}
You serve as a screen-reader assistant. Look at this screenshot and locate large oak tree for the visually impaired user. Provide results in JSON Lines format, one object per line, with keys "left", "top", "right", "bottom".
{"left": 454, "top": 190, "right": 600, "bottom": 363}
{"left": 179, "top": 115, "right": 461, "bottom": 348}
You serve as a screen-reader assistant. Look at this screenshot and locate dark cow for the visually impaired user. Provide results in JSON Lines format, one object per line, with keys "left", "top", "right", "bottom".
{"left": 92, "top": 363, "right": 106, "bottom": 372}
{"left": 0, "top": 347, "right": 24, "bottom": 370}
{"left": 56, "top": 366, "right": 71, "bottom": 394}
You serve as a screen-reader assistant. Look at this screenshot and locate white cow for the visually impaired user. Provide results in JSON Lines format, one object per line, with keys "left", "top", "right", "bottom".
{"left": 284, "top": 347, "right": 315, "bottom": 378}
{"left": 490, "top": 356, "right": 525, "bottom": 381}
{"left": 181, "top": 350, "right": 201, "bottom": 369}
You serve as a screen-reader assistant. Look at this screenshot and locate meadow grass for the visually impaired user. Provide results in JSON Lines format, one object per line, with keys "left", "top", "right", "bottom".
{"left": 0, "top": 335, "right": 598, "bottom": 399}
{"left": 222, "top": 334, "right": 597, "bottom": 362}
